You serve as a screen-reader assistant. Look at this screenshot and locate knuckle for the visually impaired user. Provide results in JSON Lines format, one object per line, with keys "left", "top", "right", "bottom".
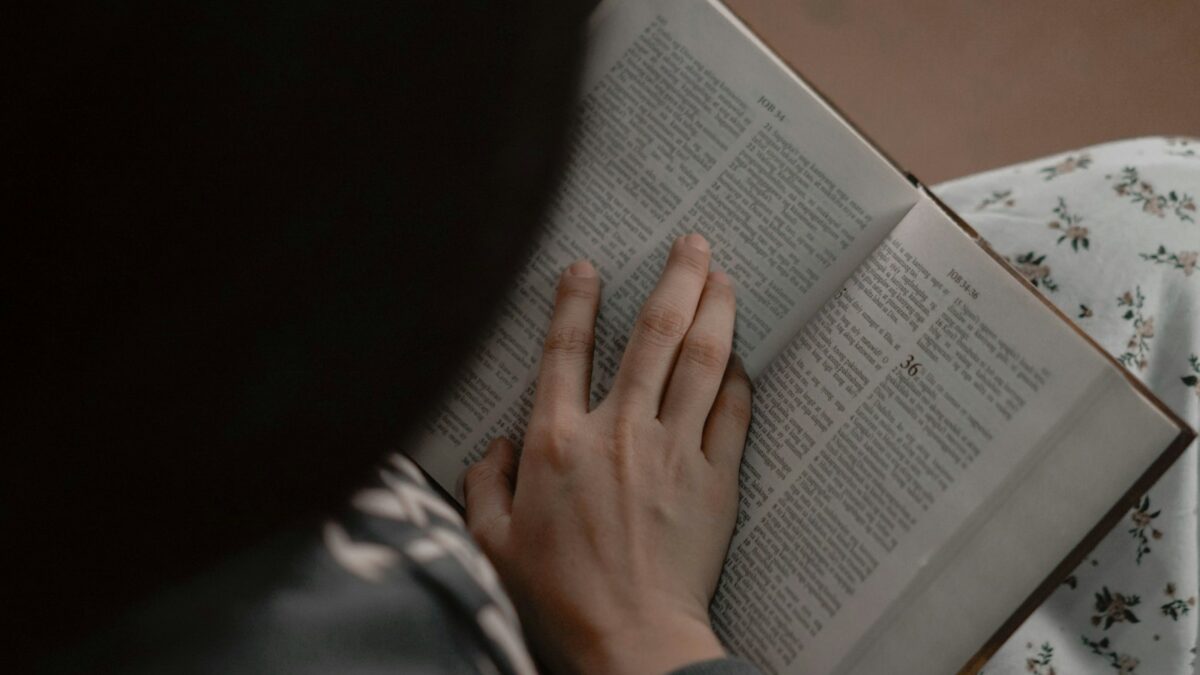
{"left": 636, "top": 303, "right": 689, "bottom": 346}
{"left": 543, "top": 325, "right": 594, "bottom": 358}
{"left": 671, "top": 246, "right": 710, "bottom": 278}
{"left": 728, "top": 358, "right": 753, "bottom": 391}
{"left": 713, "top": 389, "right": 752, "bottom": 427}
{"left": 556, "top": 277, "right": 598, "bottom": 304}
{"left": 465, "top": 461, "right": 496, "bottom": 489}
{"left": 680, "top": 335, "right": 729, "bottom": 373}
{"left": 706, "top": 280, "right": 736, "bottom": 306}
{"left": 526, "top": 419, "right": 574, "bottom": 469}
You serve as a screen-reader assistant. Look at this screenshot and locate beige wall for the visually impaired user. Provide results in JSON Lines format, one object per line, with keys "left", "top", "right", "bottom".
{"left": 726, "top": 0, "right": 1200, "bottom": 183}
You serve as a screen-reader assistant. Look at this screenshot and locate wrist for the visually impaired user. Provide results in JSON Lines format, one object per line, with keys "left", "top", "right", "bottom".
{"left": 576, "top": 610, "right": 726, "bottom": 675}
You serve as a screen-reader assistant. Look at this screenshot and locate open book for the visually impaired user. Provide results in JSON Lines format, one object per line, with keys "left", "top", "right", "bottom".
{"left": 408, "top": 1, "right": 1196, "bottom": 673}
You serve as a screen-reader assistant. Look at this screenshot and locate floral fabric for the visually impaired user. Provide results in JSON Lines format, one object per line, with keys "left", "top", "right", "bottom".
{"left": 933, "top": 137, "right": 1200, "bottom": 675}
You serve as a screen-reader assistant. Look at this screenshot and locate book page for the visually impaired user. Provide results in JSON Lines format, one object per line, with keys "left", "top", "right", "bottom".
{"left": 709, "top": 196, "right": 1164, "bottom": 674}
{"left": 845, "top": 365, "right": 1185, "bottom": 675}
{"left": 408, "top": 0, "right": 917, "bottom": 492}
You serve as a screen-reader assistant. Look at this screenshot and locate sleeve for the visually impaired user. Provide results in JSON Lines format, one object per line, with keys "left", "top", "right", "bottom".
{"left": 50, "top": 455, "right": 536, "bottom": 675}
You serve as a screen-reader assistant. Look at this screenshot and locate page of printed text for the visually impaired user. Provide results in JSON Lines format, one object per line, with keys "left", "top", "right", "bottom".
{"left": 710, "top": 197, "right": 1113, "bottom": 674}
{"left": 409, "top": 0, "right": 917, "bottom": 491}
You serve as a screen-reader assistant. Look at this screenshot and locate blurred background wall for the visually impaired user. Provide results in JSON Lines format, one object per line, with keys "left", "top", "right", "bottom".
{"left": 725, "top": 0, "right": 1200, "bottom": 183}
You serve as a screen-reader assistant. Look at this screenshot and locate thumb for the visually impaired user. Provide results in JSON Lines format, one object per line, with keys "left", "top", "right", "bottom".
{"left": 463, "top": 438, "right": 517, "bottom": 549}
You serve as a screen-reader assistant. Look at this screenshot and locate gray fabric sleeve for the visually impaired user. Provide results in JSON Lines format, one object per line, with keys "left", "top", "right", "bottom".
{"left": 668, "top": 656, "right": 764, "bottom": 675}
{"left": 50, "top": 457, "right": 525, "bottom": 675}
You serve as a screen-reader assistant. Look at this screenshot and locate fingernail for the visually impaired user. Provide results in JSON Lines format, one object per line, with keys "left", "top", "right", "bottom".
{"left": 683, "top": 233, "right": 709, "bottom": 253}
{"left": 566, "top": 259, "right": 596, "bottom": 278}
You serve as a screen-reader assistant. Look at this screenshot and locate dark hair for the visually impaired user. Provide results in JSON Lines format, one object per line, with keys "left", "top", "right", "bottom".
{"left": 5, "top": 0, "right": 586, "bottom": 654}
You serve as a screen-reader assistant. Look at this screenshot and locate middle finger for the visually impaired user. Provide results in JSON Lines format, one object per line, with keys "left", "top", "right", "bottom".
{"left": 611, "top": 233, "right": 711, "bottom": 409}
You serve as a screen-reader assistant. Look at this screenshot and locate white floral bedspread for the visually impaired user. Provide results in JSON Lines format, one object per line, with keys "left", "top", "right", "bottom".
{"left": 933, "top": 137, "right": 1199, "bottom": 675}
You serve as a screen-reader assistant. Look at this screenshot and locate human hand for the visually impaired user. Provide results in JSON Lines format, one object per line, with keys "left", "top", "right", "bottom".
{"left": 464, "top": 234, "right": 752, "bottom": 674}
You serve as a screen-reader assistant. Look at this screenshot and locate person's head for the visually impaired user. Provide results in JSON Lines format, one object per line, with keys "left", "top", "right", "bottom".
{"left": 7, "top": 0, "right": 588, "bottom": 653}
